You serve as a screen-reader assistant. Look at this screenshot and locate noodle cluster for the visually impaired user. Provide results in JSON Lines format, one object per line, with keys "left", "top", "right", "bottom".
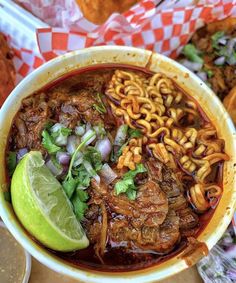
{"left": 106, "top": 70, "right": 229, "bottom": 212}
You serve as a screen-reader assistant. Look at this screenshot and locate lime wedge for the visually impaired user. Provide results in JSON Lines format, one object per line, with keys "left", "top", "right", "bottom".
{"left": 11, "top": 151, "right": 89, "bottom": 251}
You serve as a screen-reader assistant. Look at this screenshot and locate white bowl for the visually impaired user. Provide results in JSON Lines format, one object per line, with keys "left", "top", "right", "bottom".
{"left": 0, "top": 46, "right": 236, "bottom": 282}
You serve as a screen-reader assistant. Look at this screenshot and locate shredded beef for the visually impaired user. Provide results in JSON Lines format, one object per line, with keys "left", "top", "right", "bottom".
{"left": 83, "top": 157, "right": 200, "bottom": 258}
{"left": 187, "top": 23, "right": 236, "bottom": 101}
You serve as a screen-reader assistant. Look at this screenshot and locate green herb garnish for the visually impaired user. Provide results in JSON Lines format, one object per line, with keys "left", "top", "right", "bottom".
{"left": 7, "top": 151, "right": 17, "bottom": 176}
{"left": 83, "top": 147, "right": 103, "bottom": 172}
{"left": 182, "top": 44, "right": 203, "bottom": 64}
{"left": 111, "top": 126, "right": 143, "bottom": 162}
{"left": 211, "top": 31, "right": 225, "bottom": 50}
{"left": 71, "top": 189, "right": 89, "bottom": 221}
{"left": 74, "top": 165, "right": 91, "bottom": 189}
{"left": 115, "top": 163, "right": 147, "bottom": 200}
{"left": 62, "top": 131, "right": 96, "bottom": 198}
{"left": 128, "top": 128, "right": 142, "bottom": 139}
{"left": 42, "top": 129, "right": 61, "bottom": 154}
{"left": 206, "top": 69, "right": 213, "bottom": 78}
{"left": 93, "top": 93, "right": 107, "bottom": 114}
{"left": 62, "top": 177, "right": 77, "bottom": 199}
{"left": 51, "top": 126, "right": 72, "bottom": 146}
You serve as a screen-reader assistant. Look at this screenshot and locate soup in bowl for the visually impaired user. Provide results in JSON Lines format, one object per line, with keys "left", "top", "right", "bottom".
{"left": 0, "top": 46, "right": 236, "bottom": 282}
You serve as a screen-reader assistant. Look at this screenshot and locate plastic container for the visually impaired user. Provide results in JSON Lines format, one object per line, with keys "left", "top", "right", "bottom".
{"left": 0, "top": 0, "right": 48, "bottom": 54}
{"left": 0, "top": 221, "right": 31, "bottom": 283}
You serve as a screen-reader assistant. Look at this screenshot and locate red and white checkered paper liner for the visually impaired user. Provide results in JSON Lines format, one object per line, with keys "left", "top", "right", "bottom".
{"left": 12, "top": 46, "right": 44, "bottom": 82}
{"left": 36, "top": 0, "right": 236, "bottom": 61}
{"left": 0, "top": 34, "right": 44, "bottom": 106}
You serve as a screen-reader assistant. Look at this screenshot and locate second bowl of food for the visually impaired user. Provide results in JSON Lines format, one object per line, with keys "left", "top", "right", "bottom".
{"left": 0, "top": 46, "right": 236, "bottom": 283}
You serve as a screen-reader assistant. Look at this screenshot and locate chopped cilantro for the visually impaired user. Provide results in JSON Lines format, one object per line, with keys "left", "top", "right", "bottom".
{"left": 182, "top": 44, "right": 203, "bottom": 64}
{"left": 62, "top": 131, "right": 96, "bottom": 201}
{"left": 51, "top": 124, "right": 72, "bottom": 146}
{"left": 93, "top": 93, "right": 107, "bottom": 114}
{"left": 217, "top": 46, "right": 228, "bottom": 57}
{"left": 206, "top": 69, "right": 213, "bottom": 78}
{"left": 62, "top": 131, "right": 100, "bottom": 220}
{"left": 7, "top": 151, "right": 17, "bottom": 176}
{"left": 71, "top": 189, "right": 89, "bottom": 221}
{"left": 42, "top": 129, "right": 61, "bottom": 154}
{"left": 62, "top": 177, "right": 77, "bottom": 199}
{"left": 83, "top": 147, "right": 102, "bottom": 172}
{"left": 211, "top": 31, "right": 225, "bottom": 50}
{"left": 128, "top": 128, "right": 142, "bottom": 139}
{"left": 111, "top": 126, "right": 142, "bottom": 162}
{"left": 115, "top": 164, "right": 147, "bottom": 200}
{"left": 44, "top": 121, "right": 53, "bottom": 130}
{"left": 71, "top": 164, "right": 91, "bottom": 188}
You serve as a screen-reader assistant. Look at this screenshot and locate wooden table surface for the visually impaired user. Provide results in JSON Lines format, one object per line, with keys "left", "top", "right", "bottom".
{"left": 29, "top": 258, "right": 203, "bottom": 283}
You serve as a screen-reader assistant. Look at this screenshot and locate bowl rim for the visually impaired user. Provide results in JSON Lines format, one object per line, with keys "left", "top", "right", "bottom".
{"left": 0, "top": 45, "right": 236, "bottom": 283}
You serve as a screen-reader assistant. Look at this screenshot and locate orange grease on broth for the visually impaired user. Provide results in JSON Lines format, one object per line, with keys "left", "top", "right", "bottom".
{"left": 180, "top": 237, "right": 209, "bottom": 267}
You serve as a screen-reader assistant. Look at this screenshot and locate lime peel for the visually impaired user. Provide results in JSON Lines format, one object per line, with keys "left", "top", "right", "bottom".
{"left": 11, "top": 151, "right": 89, "bottom": 252}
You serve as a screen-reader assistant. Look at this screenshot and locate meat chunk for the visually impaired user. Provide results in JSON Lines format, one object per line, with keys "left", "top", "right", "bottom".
{"left": 146, "top": 158, "right": 183, "bottom": 198}
{"left": 187, "top": 21, "right": 236, "bottom": 101}
{"left": 137, "top": 210, "right": 180, "bottom": 253}
{"left": 89, "top": 178, "right": 180, "bottom": 253}
{"left": 178, "top": 207, "right": 199, "bottom": 231}
{"left": 84, "top": 157, "right": 199, "bottom": 259}
{"left": 91, "top": 179, "right": 168, "bottom": 226}
{"left": 13, "top": 94, "right": 49, "bottom": 150}
{"left": 109, "top": 210, "right": 180, "bottom": 253}
{"left": 70, "top": 91, "right": 104, "bottom": 125}
{"left": 146, "top": 159, "right": 199, "bottom": 232}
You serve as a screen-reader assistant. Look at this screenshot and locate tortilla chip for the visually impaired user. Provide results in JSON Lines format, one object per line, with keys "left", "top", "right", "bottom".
{"left": 76, "top": 0, "right": 139, "bottom": 25}
{"left": 0, "top": 33, "right": 15, "bottom": 107}
{"left": 207, "top": 18, "right": 236, "bottom": 33}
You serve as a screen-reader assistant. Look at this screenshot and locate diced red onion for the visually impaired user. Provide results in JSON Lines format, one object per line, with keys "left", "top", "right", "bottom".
{"left": 95, "top": 137, "right": 112, "bottom": 161}
{"left": 93, "top": 125, "right": 106, "bottom": 138}
{"left": 50, "top": 123, "right": 68, "bottom": 146}
{"left": 85, "top": 122, "right": 92, "bottom": 131}
{"left": 46, "top": 159, "right": 63, "bottom": 177}
{"left": 181, "top": 59, "right": 203, "bottom": 72}
{"left": 99, "top": 163, "right": 117, "bottom": 185}
{"left": 66, "top": 135, "right": 79, "bottom": 154}
{"left": 17, "top": 148, "right": 28, "bottom": 161}
{"left": 226, "top": 38, "right": 236, "bottom": 55}
{"left": 73, "top": 154, "right": 83, "bottom": 167}
{"left": 214, "top": 56, "right": 226, "bottom": 66}
{"left": 226, "top": 268, "right": 236, "bottom": 280}
{"left": 56, "top": 152, "right": 71, "bottom": 165}
{"left": 51, "top": 123, "right": 62, "bottom": 133}
{"left": 75, "top": 125, "right": 85, "bottom": 136}
{"left": 84, "top": 160, "right": 100, "bottom": 184}
{"left": 218, "top": 37, "right": 228, "bottom": 45}
{"left": 93, "top": 174, "right": 100, "bottom": 184}
{"left": 196, "top": 71, "right": 207, "bottom": 82}
{"left": 227, "top": 53, "right": 236, "bottom": 65}
{"left": 61, "top": 164, "right": 69, "bottom": 176}
{"left": 81, "top": 129, "right": 96, "bottom": 146}
{"left": 224, "top": 244, "right": 236, "bottom": 259}
{"left": 114, "top": 125, "right": 128, "bottom": 146}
